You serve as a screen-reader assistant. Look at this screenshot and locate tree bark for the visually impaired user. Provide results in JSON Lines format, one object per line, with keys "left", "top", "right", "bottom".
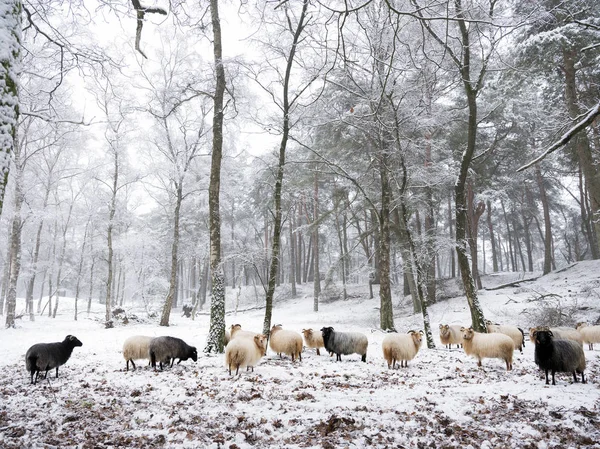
{"left": 4, "top": 165, "right": 23, "bottom": 328}
{"left": 486, "top": 200, "right": 498, "bottom": 272}
{"left": 0, "top": 0, "right": 21, "bottom": 216}
{"left": 563, "top": 49, "right": 600, "bottom": 258}
{"left": 536, "top": 164, "right": 553, "bottom": 274}
{"left": 378, "top": 152, "right": 395, "bottom": 331}
{"left": 160, "top": 184, "right": 182, "bottom": 326}
{"left": 313, "top": 169, "right": 320, "bottom": 312}
{"left": 204, "top": 0, "right": 227, "bottom": 354}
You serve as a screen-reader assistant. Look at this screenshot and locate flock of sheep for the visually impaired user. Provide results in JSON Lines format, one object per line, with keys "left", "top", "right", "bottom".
{"left": 24, "top": 321, "right": 600, "bottom": 386}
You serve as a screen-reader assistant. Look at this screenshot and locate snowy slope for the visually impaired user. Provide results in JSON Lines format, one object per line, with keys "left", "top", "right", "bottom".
{"left": 1, "top": 261, "right": 599, "bottom": 448}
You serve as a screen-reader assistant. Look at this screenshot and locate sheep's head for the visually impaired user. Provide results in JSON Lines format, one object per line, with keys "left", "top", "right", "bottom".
{"left": 439, "top": 324, "right": 449, "bottom": 336}
{"left": 65, "top": 335, "right": 83, "bottom": 347}
{"left": 254, "top": 334, "right": 268, "bottom": 356}
{"left": 534, "top": 329, "right": 553, "bottom": 346}
{"left": 460, "top": 327, "right": 474, "bottom": 341}
{"left": 320, "top": 327, "right": 334, "bottom": 344}
{"left": 231, "top": 324, "right": 243, "bottom": 336}
{"left": 409, "top": 330, "right": 424, "bottom": 347}
{"left": 302, "top": 329, "right": 313, "bottom": 338}
{"left": 271, "top": 324, "right": 283, "bottom": 334}
{"left": 190, "top": 347, "right": 198, "bottom": 362}
{"left": 576, "top": 322, "right": 587, "bottom": 330}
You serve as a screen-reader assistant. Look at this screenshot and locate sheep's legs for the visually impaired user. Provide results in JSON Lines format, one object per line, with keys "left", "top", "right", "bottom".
{"left": 361, "top": 354, "right": 366, "bottom": 363}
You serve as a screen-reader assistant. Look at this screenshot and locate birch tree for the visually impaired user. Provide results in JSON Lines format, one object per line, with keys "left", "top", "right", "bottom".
{"left": 0, "top": 0, "right": 21, "bottom": 216}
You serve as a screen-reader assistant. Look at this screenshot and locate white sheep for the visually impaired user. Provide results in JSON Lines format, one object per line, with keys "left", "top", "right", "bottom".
{"left": 461, "top": 327, "right": 514, "bottom": 371}
{"left": 302, "top": 328, "right": 325, "bottom": 355}
{"left": 269, "top": 325, "right": 303, "bottom": 361}
{"left": 485, "top": 320, "right": 524, "bottom": 353}
{"left": 576, "top": 322, "right": 600, "bottom": 350}
{"left": 439, "top": 324, "right": 463, "bottom": 349}
{"left": 122, "top": 335, "right": 153, "bottom": 371}
{"left": 230, "top": 324, "right": 260, "bottom": 340}
{"left": 529, "top": 326, "right": 583, "bottom": 345}
{"left": 225, "top": 334, "right": 268, "bottom": 375}
{"left": 382, "top": 330, "right": 423, "bottom": 369}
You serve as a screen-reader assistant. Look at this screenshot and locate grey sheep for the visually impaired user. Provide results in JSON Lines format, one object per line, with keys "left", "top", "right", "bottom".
{"left": 149, "top": 336, "right": 198, "bottom": 370}
{"left": 321, "top": 326, "right": 368, "bottom": 362}
{"left": 533, "top": 329, "right": 586, "bottom": 385}
{"left": 25, "top": 335, "right": 83, "bottom": 384}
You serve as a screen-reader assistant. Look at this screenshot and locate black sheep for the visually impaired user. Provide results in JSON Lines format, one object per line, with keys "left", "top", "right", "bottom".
{"left": 25, "top": 335, "right": 83, "bottom": 384}
{"left": 534, "top": 329, "right": 586, "bottom": 385}
{"left": 149, "top": 336, "right": 197, "bottom": 370}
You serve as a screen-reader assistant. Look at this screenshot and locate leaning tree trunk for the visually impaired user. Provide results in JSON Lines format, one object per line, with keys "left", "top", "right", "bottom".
{"left": 262, "top": 0, "right": 309, "bottom": 337}
{"left": 160, "top": 184, "right": 182, "bottom": 326}
{"left": 204, "top": 0, "right": 227, "bottom": 354}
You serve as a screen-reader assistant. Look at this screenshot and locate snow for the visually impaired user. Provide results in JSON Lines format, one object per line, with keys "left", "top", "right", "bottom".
{"left": 1, "top": 261, "right": 600, "bottom": 448}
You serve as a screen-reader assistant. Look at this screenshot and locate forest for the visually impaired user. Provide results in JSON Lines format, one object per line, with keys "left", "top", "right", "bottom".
{"left": 1, "top": 0, "right": 599, "bottom": 350}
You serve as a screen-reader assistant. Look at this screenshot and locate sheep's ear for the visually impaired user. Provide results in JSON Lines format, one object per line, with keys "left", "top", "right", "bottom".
{"left": 419, "top": 330, "right": 424, "bottom": 335}
{"left": 439, "top": 324, "right": 443, "bottom": 329}
{"left": 460, "top": 327, "right": 465, "bottom": 331}
{"left": 548, "top": 331, "right": 553, "bottom": 337}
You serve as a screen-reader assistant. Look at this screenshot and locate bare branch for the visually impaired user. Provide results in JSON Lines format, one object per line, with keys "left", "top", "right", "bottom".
{"left": 131, "top": 0, "right": 168, "bottom": 59}
{"left": 517, "top": 101, "right": 600, "bottom": 172}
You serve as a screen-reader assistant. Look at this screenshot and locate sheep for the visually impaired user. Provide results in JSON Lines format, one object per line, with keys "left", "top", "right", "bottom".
{"left": 485, "top": 320, "right": 525, "bottom": 353}
{"left": 320, "top": 326, "right": 368, "bottom": 362}
{"left": 460, "top": 327, "right": 514, "bottom": 371}
{"left": 529, "top": 326, "right": 583, "bottom": 345}
{"left": 230, "top": 324, "right": 260, "bottom": 341}
{"left": 382, "top": 330, "right": 424, "bottom": 369}
{"left": 533, "top": 329, "right": 586, "bottom": 385}
{"left": 302, "top": 328, "right": 325, "bottom": 355}
{"left": 148, "top": 336, "right": 197, "bottom": 370}
{"left": 269, "top": 324, "right": 303, "bottom": 361}
{"left": 575, "top": 322, "right": 600, "bottom": 350}
{"left": 122, "top": 335, "right": 153, "bottom": 371}
{"left": 225, "top": 333, "right": 267, "bottom": 375}
{"left": 439, "top": 324, "right": 463, "bottom": 349}
{"left": 25, "top": 335, "right": 83, "bottom": 384}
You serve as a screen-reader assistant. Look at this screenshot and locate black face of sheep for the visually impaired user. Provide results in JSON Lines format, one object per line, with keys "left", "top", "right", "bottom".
{"left": 25, "top": 335, "right": 83, "bottom": 384}
{"left": 320, "top": 327, "right": 334, "bottom": 348}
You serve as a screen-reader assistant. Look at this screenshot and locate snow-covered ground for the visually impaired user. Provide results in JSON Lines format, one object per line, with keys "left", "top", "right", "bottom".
{"left": 1, "top": 261, "right": 600, "bottom": 448}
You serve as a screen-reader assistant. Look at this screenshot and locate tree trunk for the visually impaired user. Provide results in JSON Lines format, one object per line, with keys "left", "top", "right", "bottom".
{"left": 160, "top": 185, "right": 182, "bottom": 326}
{"left": 313, "top": 169, "right": 320, "bottom": 312}
{"left": 262, "top": 0, "right": 309, "bottom": 337}
{"left": 486, "top": 200, "right": 498, "bottom": 272}
{"left": 467, "top": 182, "right": 485, "bottom": 290}
{"left": 53, "top": 201, "right": 75, "bottom": 318}
{"left": 448, "top": 193, "right": 455, "bottom": 278}
{"left": 74, "top": 221, "right": 90, "bottom": 321}
{"left": 378, "top": 153, "right": 395, "bottom": 331}
{"left": 105, "top": 150, "right": 118, "bottom": 329}
{"left": 4, "top": 166, "right": 23, "bottom": 328}
{"left": 0, "top": 0, "right": 21, "bottom": 216}
{"left": 87, "top": 244, "right": 96, "bottom": 315}
{"left": 289, "top": 209, "right": 297, "bottom": 297}
{"left": 536, "top": 164, "right": 553, "bottom": 274}
{"left": 563, "top": 49, "right": 600, "bottom": 259}
{"left": 204, "top": 0, "right": 227, "bottom": 354}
